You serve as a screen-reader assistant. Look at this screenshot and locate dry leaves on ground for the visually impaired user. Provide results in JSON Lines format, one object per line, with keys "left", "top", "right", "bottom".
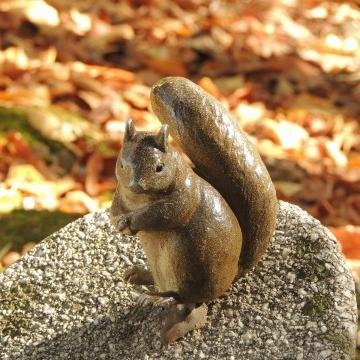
{"left": 0, "top": 0, "right": 359, "bottom": 264}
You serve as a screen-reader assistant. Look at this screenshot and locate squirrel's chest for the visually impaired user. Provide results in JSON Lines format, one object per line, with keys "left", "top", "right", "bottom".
{"left": 119, "top": 183, "right": 158, "bottom": 212}
{"left": 138, "top": 230, "right": 182, "bottom": 292}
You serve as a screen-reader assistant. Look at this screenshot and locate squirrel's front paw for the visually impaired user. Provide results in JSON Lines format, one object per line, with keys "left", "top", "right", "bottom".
{"left": 128, "top": 216, "right": 140, "bottom": 235}
{"left": 112, "top": 214, "right": 129, "bottom": 231}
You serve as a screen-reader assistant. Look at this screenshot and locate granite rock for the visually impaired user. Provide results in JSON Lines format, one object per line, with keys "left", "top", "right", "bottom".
{"left": 0, "top": 201, "right": 357, "bottom": 359}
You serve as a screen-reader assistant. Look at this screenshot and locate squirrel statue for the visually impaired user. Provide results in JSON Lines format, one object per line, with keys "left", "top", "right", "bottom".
{"left": 110, "top": 77, "right": 278, "bottom": 344}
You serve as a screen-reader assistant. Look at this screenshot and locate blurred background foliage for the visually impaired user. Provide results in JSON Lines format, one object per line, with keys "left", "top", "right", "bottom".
{"left": 1, "top": 0, "right": 360, "bottom": 268}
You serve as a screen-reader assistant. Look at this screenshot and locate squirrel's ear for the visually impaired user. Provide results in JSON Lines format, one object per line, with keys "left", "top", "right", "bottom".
{"left": 124, "top": 118, "right": 136, "bottom": 141}
{"left": 155, "top": 124, "right": 169, "bottom": 152}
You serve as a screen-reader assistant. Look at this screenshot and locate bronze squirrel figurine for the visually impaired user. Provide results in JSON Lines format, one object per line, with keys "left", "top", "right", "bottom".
{"left": 110, "top": 77, "right": 278, "bottom": 344}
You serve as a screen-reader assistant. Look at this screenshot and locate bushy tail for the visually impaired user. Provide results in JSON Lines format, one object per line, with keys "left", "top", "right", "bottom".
{"left": 151, "top": 77, "right": 278, "bottom": 272}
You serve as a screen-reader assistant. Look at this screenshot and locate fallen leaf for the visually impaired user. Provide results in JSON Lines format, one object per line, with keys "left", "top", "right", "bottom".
{"left": 198, "top": 77, "right": 220, "bottom": 98}
{"left": 1, "top": 251, "right": 21, "bottom": 267}
{"left": 0, "top": 187, "right": 22, "bottom": 213}
{"left": 330, "top": 226, "right": 360, "bottom": 259}
{"left": 59, "top": 190, "right": 99, "bottom": 213}
{"left": 274, "top": 181, "right": 302, "bottom": 197}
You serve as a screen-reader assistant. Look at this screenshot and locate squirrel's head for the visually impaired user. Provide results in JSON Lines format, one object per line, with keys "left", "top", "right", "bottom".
{"left": 116, "top": 119, "right": 179, "bottom": 194}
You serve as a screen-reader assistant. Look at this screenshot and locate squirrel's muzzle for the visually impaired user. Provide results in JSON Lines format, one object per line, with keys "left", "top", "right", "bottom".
{"left": 129, "top": 178, "right": 147, "bottom": 193}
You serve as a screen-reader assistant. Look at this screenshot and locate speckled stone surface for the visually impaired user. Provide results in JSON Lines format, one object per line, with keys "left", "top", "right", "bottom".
{"left": 0, "top": 201, "right": 357, "bottom": 359}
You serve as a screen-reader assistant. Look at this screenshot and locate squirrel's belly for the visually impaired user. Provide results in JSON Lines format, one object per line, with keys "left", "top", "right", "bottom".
{"left": 138, "top": 230, "right": 182, "bottom": 293}
{"left": 138, "top": 225, "right": 241, "bottom": 303}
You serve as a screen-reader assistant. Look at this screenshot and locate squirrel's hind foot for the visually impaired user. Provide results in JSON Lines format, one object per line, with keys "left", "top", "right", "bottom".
{"left": 124, "top": 265, "right": 154, "bottom": 285}
{"left": 136, "top": 292, "right": 178, "bottom": 308}
{"left": 161, "top": 303, "right": 208, "bottom": 345}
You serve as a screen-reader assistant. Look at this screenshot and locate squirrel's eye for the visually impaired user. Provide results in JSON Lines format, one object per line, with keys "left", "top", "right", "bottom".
{"left": 156, "top": 163, "right": 164, "bottom": 173}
